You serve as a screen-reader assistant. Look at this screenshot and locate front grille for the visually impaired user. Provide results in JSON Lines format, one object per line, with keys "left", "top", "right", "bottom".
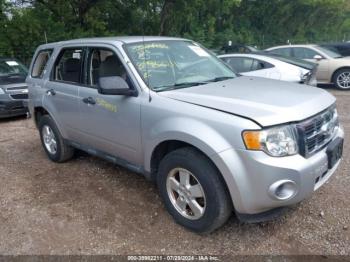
{"left": 6, "top": 86, "right": 27, "bottom": 91}
{"left": 10, "top": 94, "right": 28, "bottom": 100}
{"left": 296, "top": 106, "right": 339, "bottom": 157}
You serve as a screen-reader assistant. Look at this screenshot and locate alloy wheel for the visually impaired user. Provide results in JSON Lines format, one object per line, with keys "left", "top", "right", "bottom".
{"left": 337, "top": 71, "right": 350, "bottom": 89}
{"left": 166, "top": 167, "right": 206, "bottom": 220}
{"left": 42, "top": 125, "right": 57, "bottom": 155}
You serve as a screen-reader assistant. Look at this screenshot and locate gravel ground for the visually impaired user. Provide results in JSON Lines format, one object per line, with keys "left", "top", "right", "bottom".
{"left": 0, "top": 88, "right": 349, "bottom": 256}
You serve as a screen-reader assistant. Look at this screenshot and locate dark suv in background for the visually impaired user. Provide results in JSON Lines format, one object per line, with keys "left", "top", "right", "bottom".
{"left": 0, "top": 58, "right": 29, "bottom": 118}
{"left": 320, "top": 42, "right": 350, "bottom": 57}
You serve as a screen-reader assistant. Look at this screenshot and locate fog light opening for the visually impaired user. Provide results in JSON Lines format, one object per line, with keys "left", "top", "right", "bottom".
{"left": 269, "top": 180, "right": 297, "bottom": 201}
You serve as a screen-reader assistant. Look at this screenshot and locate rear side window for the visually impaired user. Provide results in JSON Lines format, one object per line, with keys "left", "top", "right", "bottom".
{"left": 53, "top": 48, "right": 84, "bottom": 84}
{"left": 31, "top": 49, "right": 53, "bottom": 78}
{"left": 268, "top": 48, "right": 292, "bottom": 57}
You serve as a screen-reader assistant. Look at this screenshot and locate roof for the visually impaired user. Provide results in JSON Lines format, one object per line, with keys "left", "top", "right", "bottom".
{"left": 218, "top": 53, "right": 280, "bottom": 63}
{"left": 218, "top": 52, "right": 316, "bottom": 70}
{"left": 37, "top": 36, "right": 188, "bottom": 49}
{"left": 219, "top": 53, "right": 272, "bottom": 59}
{"left": 266, "top": 44, "right": 318, "bottom": 50}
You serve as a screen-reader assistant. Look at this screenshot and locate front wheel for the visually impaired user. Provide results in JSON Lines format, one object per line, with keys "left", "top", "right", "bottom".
{"left": 334, "top": 69, "right": 350, "bottom": 90}
{"left": 157, "top": 147, "right": 232, "bottom": 233}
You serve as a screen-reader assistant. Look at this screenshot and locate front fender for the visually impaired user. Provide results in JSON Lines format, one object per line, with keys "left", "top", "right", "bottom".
{"left": 143, "top": 116, "right": 232, "bottom": 172}
{"left": 143, "top": 116, "right": 248, "bottom": 213}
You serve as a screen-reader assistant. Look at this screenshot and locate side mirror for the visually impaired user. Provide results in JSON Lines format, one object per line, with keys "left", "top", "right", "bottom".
{"left": 98, "top": 76, "right": 137, "bottom": 96}
{"left": 313, "top": 55, "right": 323, "bottom": 61}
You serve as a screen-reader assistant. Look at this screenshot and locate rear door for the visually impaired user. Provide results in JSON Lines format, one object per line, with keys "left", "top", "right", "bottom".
{"left": 27, "top": 49, "right": 54, "bottom": 114}
{"left": 42, "top": 47, "right": 84, "bottom": 141}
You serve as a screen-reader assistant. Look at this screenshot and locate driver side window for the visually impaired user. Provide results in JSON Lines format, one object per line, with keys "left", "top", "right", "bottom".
{"left": 87, "top": 48, "right": 128, "bottom": 87}
{"left": 293, "top": 47, "right": 321, "bottom": 59}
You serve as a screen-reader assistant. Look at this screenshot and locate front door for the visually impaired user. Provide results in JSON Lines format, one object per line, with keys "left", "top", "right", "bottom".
{"left": 77, "top": 47, "right": 142, "bottom": 165}
{"left": 292, "top": 47, "right": 330, "bottom": 83}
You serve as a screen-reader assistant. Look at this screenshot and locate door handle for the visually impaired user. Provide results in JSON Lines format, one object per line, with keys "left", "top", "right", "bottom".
{"left": 46, "top": 89, "right": 56, "bottom": 96}
{"left": 82, "top": 96, "right": 96, "bottom": 105}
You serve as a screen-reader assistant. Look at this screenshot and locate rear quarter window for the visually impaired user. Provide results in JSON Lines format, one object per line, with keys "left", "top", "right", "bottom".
{"left": 31, "top": 49, "right": 53, "bottom": 78}
{"left": 251, "top": 59, "right": 274, "bottom": 71}
{"left": 268, "top": 48, "right": 292, "bottom": 57}
{"left": 223, "top": 57, "right": 254, "bottom": 73}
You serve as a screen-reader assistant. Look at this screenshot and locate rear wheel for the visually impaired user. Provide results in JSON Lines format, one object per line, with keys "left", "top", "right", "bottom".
{"left": 38, "top": 115, "right": 75, "bottom": 162}
{"left": 157, "top": 147, "right": 232, "bottom": 233}
{"left": 334, "top": 69, "right": 350, "bottom": 90}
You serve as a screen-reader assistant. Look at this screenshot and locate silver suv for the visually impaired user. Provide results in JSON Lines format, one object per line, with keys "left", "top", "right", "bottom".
{"left": 27, "top": 37, "right": 344, "bottom": 233}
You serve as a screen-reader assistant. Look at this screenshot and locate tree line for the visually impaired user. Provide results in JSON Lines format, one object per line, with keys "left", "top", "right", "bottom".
{"left": 1, "top": 0, "right": 349, "bottom": 64}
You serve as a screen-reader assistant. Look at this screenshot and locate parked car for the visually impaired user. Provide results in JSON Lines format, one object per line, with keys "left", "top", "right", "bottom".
{"left": 0, "top": 58, "right": 29, "bottom": 118}
{"left": 219, "top": 44, "right": 259, "bottom": 54}
{"left": 218, "top": 53, "right": 317, "bottom": 86}
{"left": 266, "top": 44, "right": 350, "bottom": 89}
{"left": 320, "top": 42, "right": 350, "bottom": 57}
{"left": 27, "top": 37, "right": 343, "bottom": 233}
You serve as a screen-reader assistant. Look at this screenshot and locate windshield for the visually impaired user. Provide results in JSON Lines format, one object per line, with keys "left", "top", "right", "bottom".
{"left": 316, "top": 46, "right": 343, "bottom": 58}
{"left": 125, "top": 40, "right": 236, "bottom": 91}
{"left": 0, "top": 59, "right": 28, "bottom": 77}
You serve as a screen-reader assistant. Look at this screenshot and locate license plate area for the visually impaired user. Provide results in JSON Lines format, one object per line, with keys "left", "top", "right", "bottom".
{"left": 326, "top": 137, "right": 343, "bottom": 169}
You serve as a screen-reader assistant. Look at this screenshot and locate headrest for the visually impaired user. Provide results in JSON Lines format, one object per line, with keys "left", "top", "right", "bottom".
{"left": 92, "top": 58, "right": 100, "bottom": 69}
{"left": 64, "top": 58, "right": 81, "bottom": 73}
{"left": 99, "top": 55, "right": 123, "bottom": 77}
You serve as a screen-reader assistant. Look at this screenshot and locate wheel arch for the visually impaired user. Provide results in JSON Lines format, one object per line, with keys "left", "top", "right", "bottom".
{"left": 331, "top": 66, "right": 350, "bottom": 83}
{"left": 33, "top": 106, "right": 68, "bottom": 138}
{"left": 148, "top": 137, "right": 235, "bottom": 204}
{"left": 33, "top": 106, "right": 49, "bottom": 128}
{"left": 149, "top": 139, "right": 209, "bottom": 181}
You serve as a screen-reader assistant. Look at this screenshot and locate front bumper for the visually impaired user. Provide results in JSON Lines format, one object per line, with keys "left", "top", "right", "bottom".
{"left": 213, "top": 126, "right": 344, "bottom": 216}
{"left": 0, "top": 99, "right": 28, "bottom": 118}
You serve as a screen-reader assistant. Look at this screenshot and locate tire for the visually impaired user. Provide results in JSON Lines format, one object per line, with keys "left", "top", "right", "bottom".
{"left": 38, "top": 115, "right": 75, "bottom": 163}
{"left": 157, "top": 147, "right": 232, "bottom": 233}
{"left": 333, "top": 68, "right": 350, "bottom": 90}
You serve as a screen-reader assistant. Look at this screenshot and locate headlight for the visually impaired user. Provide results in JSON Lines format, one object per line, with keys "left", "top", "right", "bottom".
{"left": 243, "top": 125, "right": 298, "bottom": 157}
{"left": 0, "top": 88, "right": 4, "bottom": 95}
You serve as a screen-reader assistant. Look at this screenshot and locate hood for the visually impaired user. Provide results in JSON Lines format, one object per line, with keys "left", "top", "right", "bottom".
{"left": 159, "top": 76, "right": 336, "bottom": 127}
{"left": 0, "top": 74, "right": 27, "bottom": 85}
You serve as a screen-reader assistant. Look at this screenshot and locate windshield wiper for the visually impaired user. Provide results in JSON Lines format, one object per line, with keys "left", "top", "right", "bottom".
{"left": 155, "top": 81, "right": 208, "bottom": 92}
{"left": 205, "top": 76, "right": 235, "bottom": 83}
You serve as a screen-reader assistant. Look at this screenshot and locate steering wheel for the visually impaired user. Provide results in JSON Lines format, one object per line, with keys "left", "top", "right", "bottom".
{"left": 176, "top": 58, "right": 208, "bottom": 79}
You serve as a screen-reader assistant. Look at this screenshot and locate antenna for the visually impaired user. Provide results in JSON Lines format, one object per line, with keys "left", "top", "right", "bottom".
{"left": 141, "top": 16, "right": 152, "bottom": 102}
